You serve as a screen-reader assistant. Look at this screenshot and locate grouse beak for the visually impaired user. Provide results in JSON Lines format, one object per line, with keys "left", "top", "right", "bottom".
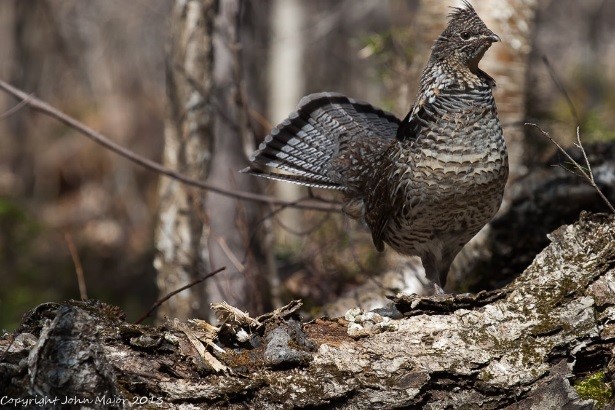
{"left": 486, "top": 33, "right": 501, "bottom": 43}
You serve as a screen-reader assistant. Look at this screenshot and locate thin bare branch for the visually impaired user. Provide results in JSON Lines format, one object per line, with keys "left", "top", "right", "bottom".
{"left": 217, "top": 237, "right": 245, "bottom": 272}
{"left": 242, "top": 195, "right": 329, "bottom": 263}
{"left": 576, "top": 126, "right": 594, "bottom": 184}
{"left": 65, "top": 233, "right": 88, "bottom": 301}
{"left": 135, "top": 266, "right": 226, "bottom": 324}
{"left": 248, "top": 107, "right": 272, "bottom": 131}
{"left": 273, "top": 211, "right": 332, "bottom": 237}
{"left": 0, "top": 79, "right": 341, "bottom": 213}
{"left": 0, "top": 94, "right": 32, "bottom": 119}
{"left": 525, "top": 123, "right": 615, "bottom": 214}
{"left": 554, "top": 163, "right": 584, "bottom": 179}
{"left": 526, "top": 123, "right": 590, "bottom": 180}
{"left": 542, "top": 55, "right": 580, "bottom": 124}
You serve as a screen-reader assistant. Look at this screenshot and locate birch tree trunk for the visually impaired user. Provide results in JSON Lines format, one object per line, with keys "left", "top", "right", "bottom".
{"left": 155, "top": 0, "right": 216, "bottom": 321}
{"left": 157, "top": 0, "right": 272, "bottom": 320}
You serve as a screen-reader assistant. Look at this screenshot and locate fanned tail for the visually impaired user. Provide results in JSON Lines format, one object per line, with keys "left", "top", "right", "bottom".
{"left": 241, "top": 92, "right": 400, "bottom": 190}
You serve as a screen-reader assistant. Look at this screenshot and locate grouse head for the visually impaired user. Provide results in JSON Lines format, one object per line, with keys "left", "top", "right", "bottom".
{"left": 430, "top": 1, "right": 500, "bottom": 72}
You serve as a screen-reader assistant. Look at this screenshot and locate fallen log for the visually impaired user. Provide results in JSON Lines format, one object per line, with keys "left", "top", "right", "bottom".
{"left": 1, "top": 213, "right": 613, "bottom": 408}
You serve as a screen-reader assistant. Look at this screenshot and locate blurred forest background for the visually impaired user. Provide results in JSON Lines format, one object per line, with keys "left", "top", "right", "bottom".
{"left": 1, "top": 0, "right": 614, "bottom": 331}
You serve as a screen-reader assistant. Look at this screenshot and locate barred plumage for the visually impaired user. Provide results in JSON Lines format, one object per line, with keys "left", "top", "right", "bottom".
{"left": 242, "top": 2, "right": 508, "bottom": 292}
{"left": 245, "top": 93, "right": 400, "bottom": 190}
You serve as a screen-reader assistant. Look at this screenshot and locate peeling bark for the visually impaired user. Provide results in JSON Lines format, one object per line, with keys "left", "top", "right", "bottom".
{"left": 1, "top": 213, "right": 614, "bottom": 408}
{"left": 156, "top": 0, "right": 272, "bottom": 319}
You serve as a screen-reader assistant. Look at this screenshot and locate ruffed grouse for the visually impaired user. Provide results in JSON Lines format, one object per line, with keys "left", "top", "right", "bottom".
{"left": 242, "top": 2, "right": 508, "bottom": 292}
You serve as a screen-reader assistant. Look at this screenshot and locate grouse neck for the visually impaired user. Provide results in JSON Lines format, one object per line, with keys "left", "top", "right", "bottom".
{"left": 421, "top": 58, "right": 491, "bottom": 93}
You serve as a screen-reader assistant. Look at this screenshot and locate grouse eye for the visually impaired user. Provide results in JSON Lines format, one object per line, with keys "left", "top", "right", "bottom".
{"left": 459, "top": 31, "right": 472, "bottom": 40}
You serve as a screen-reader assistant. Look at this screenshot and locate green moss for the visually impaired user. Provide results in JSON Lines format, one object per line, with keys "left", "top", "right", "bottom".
{"left": 574, "top": 371, "right": 613, "bottom": 408}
